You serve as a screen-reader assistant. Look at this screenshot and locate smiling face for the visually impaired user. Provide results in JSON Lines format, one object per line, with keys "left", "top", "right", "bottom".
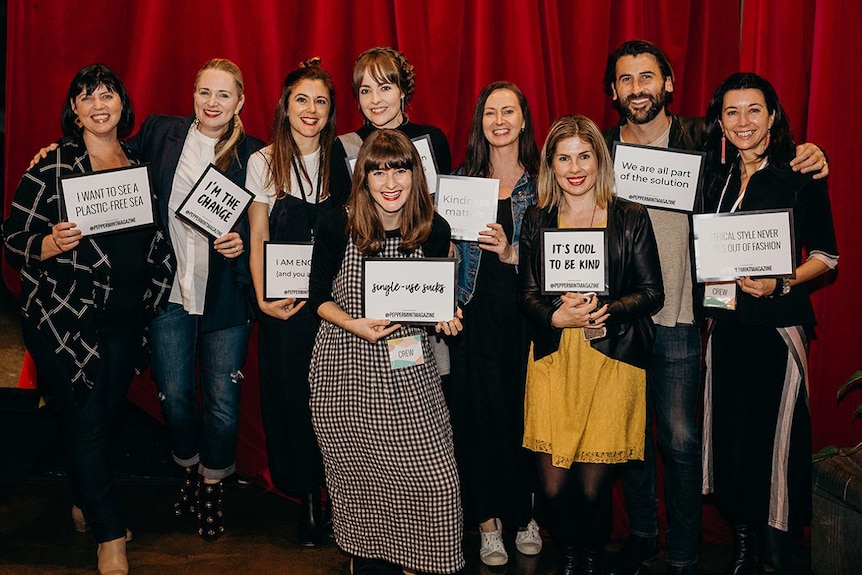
{"left": 358, "top": 70, "right": 404, "bottom": 129}
{"left": 553, "top": 137, "right": 598, "bottom": 201}
{"left": 720, "top": 88, "right": 774, "bottom": 158}
{"left": 367, "top": 166, "right": 413, "bottom": 225}
{"left": 482, "top": 88, "right": 525, "bottom": 150}
{"left": 71, "top": 84, "right": 123, "bottom": 138}
{"left": 286, "top": 78, "right": 331, "bottom": 149}
{"left": 193, "top": 69, "right": 245, "bottom": 138}
{"left": 611, "top": 54, "right": 673, "bottom": 125}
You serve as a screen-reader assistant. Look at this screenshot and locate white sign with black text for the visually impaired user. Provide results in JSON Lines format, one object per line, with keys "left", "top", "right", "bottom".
{"left": 263, "top": 242, "right": 314, "bottom": 300}
{"left": 435, "top": 175, "right": 499, "bottom": 241}
{"left": 362, "top": 258, "right": 457, "bottom": 325}
{"left": 541, "top": 228, "right": 609, "bottom": 295}
{"left": 176, "top": 164, "right": 255, "bottom": 239}
{"left": 59, "top": 165, "right": 155, "bottom": 237}
{"left": 692, "top": 209, "right": 795, "bottom": 281}
{"left": 612, "top": 142, "right": 703, "bottom": 212}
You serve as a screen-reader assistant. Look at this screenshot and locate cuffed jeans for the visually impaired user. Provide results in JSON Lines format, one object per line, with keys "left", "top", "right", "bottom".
{"left": 23, "top": 319, "right": 141, "bottom": 543}
{"left": 150, "top": 302, "right": 252, "bottom": 480}
{"left": 621, "top": 324, "right": 702, "bottom": 567}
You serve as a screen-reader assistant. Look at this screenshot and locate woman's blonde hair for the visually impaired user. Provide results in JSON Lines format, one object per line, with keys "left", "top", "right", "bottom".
{"left": 537, "top": 115, "right": 615, "bottom": 210}
{"left": 347, "top": 130, "right": 433, "bottom": 255}
{"left": 195, "top": 58, "right": 246, "bottom": 172}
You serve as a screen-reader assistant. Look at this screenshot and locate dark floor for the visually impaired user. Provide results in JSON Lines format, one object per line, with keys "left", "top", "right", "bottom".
{"left": 0, "top": 283, "right": 811, "bottom": 575}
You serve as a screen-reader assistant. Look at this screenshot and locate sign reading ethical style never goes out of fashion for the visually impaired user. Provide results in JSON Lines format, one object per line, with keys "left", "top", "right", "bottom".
{"left": 362, "top": 258, "right": 457, "bottom": 325}
{"left": 692, "top": 209, "right": 795, "bottom": 281}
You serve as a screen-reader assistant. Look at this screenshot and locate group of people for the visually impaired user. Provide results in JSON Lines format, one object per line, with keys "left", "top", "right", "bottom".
{"left": 2, "top": 39, "right": 837, "bottom": 575}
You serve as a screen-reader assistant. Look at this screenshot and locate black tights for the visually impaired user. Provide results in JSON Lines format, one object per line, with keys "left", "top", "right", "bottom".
{"left": 537, "top": 453, "right": 615, "bottom": 552}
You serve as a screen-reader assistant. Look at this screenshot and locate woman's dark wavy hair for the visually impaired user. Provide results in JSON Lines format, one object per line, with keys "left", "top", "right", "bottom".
{"left": 461, "top": 81, "right": 539, "bottom": 178}
{"left": 704, "top": 72, "right": 796, "bottom": 199}
{"left": 267, "top": 57, "right": 336, "bottom": 201}
{"left": 61, "top": 64, "right": 134, "bottom": 138}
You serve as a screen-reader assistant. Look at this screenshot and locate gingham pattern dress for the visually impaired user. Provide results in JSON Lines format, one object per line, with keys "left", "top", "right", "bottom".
{"left": 309, "top": 235, "right": 464, "bottom": 574}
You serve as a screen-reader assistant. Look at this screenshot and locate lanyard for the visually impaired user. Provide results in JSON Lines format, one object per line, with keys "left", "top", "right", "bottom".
{"left": 715, "top": 157, "right": 768, "bottom": 214}
{"left": 289, "top": 153, "right": 322, "bottom": 242}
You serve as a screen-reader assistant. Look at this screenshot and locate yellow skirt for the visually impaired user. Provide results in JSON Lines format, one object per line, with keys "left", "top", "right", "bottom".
{"left": 523, "top": 327, "right": 646, "bottom": 468}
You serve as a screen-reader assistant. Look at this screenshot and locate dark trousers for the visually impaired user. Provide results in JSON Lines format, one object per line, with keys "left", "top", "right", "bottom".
{"left": 23, "top": 319, "right": 141, "bottom": 543}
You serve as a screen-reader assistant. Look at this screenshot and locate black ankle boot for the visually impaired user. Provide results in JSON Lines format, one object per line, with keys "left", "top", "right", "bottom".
{"left": 578, "top": 548, "right": 604, "bottom": 575}
{"left": 760, "top": 526, "right": 791, "bottom": 574}
{"left": 608, "top": 534, "right": 659, "bottom": 575}
{"left": 725, "top": 524, "right": 757, "bottom": 575}
{"left": 557, "top": 546, "right": 578, "bottom": 575}
{"left": 298, "top": 489, "right": 322, "bottom": 547}
{"left": 197, "top": 480, "right": 225, "bottom": 541}
{"left": 173, "top": 465, "right": 200, "bottom": 518}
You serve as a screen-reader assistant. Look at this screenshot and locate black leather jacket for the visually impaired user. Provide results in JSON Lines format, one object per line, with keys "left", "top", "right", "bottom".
{"left": 517, "top": 197, "right": 664, "bottom": 368}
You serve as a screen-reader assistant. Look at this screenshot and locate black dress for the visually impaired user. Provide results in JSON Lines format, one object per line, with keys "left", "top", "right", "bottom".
{"left": 258, "top": 192, "right": 329, "bottom": 492}
{"left": 450, "top": 198, "right": 533, "bottom": 526}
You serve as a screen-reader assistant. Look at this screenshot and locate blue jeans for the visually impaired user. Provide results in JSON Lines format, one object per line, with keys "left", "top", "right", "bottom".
{"left": 621, "top": 324, "right": 702, "bottom": 567}
{"left": 150, "top": 302, "right": 252, "bottom": 480}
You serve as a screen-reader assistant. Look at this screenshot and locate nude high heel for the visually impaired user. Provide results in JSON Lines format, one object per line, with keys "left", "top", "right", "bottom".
{"left": 96, "top": 536, "right": 129, "bottom": 575}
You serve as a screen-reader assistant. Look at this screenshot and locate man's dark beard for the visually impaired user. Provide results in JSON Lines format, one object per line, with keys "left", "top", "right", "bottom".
{"left": 618, "top": 90, "right": 666, "bottom": 124}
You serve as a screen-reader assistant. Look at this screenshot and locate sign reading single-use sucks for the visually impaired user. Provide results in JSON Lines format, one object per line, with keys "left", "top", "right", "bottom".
{"left": 362, "top": 258, "right": 456, "bottom": 325}
{"left": 59, "top": 165, "right": 155, "bottom": 236}
{"left": 176, "top": 164, "right": 254, "bottom": 239}
{"left": 612, "top": 142, "right": 703, "bottom": 212}
{"left": 692, "top": 209, "right": 795, "bottom": 281}
{"left": 263, "top": 242, "right": 313, "bottom": 300}
{"left": 541, "top": 229, "right": 608, "bottom": 295}
{"left": 435, "top": 175, "right": 499, "bottom": 241}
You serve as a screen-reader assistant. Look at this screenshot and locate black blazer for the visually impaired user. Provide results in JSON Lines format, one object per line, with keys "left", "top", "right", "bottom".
{"left": 518, "top": 197, "right": 664, "bottom": 368}
{"left": 132, "top": 115, "right": 265, "bottom": 332}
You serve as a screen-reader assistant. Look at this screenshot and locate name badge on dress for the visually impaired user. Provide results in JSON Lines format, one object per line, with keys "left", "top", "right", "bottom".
{"left": 704, "top": 281, "right": 737, "bottom": 310}
{"left": 387, "top": 334, "right": 425, "bottom": 370}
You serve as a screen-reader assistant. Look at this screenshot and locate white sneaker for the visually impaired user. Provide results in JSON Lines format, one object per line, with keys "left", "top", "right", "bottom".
{"left": 479, "top": 519, "right": 508, "bottom": 566}
{"left": 515, "top": 519, "right": 543, "bottom": 556}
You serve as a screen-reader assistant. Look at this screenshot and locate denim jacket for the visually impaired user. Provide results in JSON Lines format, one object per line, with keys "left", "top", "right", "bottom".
{"left": 455, "top": 173, "right": 537, "bottom": 305}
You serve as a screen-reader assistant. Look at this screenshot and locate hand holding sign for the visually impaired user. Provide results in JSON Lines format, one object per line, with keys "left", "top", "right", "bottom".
{"left": 43, "top": 221, "right": 82, "bottom": 259}
{"left": 551, "top": 292, "right": 608, "bottom": 329}
{"left": 214, "top": 231, "right": 244, "bottom": 259}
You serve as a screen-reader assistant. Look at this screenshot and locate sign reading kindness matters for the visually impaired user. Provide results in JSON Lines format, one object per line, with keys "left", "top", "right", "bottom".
{"left": 176, "top": 164, "right": 255, "bottom": 239}
{"left": 59, "top": 165, "right": 155, "bottom": 236}
{"left": 435, "top": 176, "right": 499, "bottom": 241}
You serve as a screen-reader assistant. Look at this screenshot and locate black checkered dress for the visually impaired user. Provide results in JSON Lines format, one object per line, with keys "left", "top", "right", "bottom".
{"left": 309, "top": 236, "right": 464, "bottom": 574}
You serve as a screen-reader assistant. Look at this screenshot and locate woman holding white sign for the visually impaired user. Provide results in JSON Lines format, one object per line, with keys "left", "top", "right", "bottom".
{"left": 3, "top": 64, "right": 173, "bottom": 575}
{"left": 247, "top": 58, "right": 336, "bottom": 546}
{"left": 518, "top": 115, "right": 663, "bottom": 574}
{"left": 133, "top": 58, "right": 264, "bottom": 541}
{"left": 449, "top": 81, "right": 543, "bottom": 566}
{"left": 701, "top": 73, "right": 838, "bottom": 575}
{"left": 308, "top": 129, "right": 464, "bottom": 574}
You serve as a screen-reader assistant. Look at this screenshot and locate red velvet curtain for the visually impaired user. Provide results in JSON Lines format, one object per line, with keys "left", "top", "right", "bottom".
{"left": 4, "top": 0, "right": 856, "bottom": 542}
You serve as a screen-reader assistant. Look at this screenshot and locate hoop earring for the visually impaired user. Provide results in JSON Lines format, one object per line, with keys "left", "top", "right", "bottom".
{"left": 75, "top": 117, "right": 83, "bottom": 128}
{"left": 764, "top": 128, "right": 771, "bottom": 150}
